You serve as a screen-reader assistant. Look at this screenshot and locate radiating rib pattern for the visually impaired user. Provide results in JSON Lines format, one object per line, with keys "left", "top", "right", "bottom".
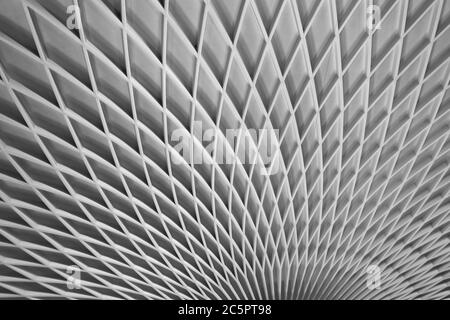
{"left": 0, "top": 0, "right": 449, "bottom": 300}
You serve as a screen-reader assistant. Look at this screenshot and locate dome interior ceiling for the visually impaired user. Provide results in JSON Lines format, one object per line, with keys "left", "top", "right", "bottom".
{"left": 0, "top": 0, "right": 449, "bottom": 299}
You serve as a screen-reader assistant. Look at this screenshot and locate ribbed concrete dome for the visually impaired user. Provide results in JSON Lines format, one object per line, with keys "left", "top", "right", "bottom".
{"left": 0, "top": 0, "right": 449, "bottom": 299}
